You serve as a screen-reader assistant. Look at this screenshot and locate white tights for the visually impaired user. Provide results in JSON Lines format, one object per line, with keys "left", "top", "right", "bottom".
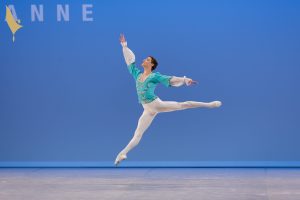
{"left": 118, "top": 97, "right": 220, "bottom": 156}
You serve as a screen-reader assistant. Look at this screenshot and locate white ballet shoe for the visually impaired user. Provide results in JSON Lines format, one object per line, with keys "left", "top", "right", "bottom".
{"left": 211, "top": 101, "right": 222, "bottom": 108}
{"left": 114, "top": 153, "right": 127, "bottom": 166}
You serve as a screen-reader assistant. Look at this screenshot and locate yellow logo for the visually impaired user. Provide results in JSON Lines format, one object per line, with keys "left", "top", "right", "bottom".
{"left": 5, "top": 5, "right": 23, "bottom": 42}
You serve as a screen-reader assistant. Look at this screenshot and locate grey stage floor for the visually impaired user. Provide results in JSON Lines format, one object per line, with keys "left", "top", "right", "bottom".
{"left": 0, "top": 168, "right": 300, "bottom": 200}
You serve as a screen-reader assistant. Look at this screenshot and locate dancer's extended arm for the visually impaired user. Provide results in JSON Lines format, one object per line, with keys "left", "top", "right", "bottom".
{"left": 156, "top": 73, "right": 198, "bottom": 87}
{"left": 170, "top": 76, "right": 198, "bottom": 87}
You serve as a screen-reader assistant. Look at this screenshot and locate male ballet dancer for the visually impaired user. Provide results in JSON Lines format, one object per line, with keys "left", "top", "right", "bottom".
{"left": 114, "top": 34, "right": 222, "bottom": 166}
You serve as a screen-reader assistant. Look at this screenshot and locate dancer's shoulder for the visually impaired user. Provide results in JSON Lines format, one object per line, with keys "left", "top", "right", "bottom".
{"left": 154, "top": 71, "right": 170, "bottom": 78}
{"left": 153, "top": 71, "right": 163, "bottom": 76}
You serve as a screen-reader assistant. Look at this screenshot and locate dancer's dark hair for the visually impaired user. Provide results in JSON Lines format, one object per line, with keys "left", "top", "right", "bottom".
{"left": 149, "top": 56, "right": 158, "bottom": 71}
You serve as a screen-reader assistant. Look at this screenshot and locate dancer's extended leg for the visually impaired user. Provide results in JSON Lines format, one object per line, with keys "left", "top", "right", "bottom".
{"left": 115, "top": 110, "right": 157, "bottom": 164}
{"left": 152, "top": 98, "right": 222, "bottom": 113}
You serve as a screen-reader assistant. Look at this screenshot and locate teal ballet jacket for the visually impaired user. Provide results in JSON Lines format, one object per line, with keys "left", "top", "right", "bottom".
{"left": 127, "top": 62, "right": 172, "bottom": 104}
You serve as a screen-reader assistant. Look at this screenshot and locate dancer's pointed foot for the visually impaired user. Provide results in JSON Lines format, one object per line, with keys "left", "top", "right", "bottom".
{"left": 114, "top": 153, "right": 127, "bottom": 166}
{"left": 211, "top": 101, "right": 222, "bottom": 108}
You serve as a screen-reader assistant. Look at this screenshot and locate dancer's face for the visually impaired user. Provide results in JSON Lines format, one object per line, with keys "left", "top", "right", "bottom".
{"left": 141, "top": 57, "right": 154, "bottom": 69}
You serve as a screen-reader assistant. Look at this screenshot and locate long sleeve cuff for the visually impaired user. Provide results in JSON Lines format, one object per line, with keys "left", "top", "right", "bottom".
{"left": 121, "top": 41, "right": 127, "bottom": 47}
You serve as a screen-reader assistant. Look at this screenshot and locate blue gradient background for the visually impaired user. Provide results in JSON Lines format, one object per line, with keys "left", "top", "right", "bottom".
{"left": 0, "top": 0, "right": 299, "bottom": 167}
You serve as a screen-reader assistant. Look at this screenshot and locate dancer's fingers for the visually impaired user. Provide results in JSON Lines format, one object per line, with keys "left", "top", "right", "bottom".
{"left": 187, "top": 80, "right": 198, "bottom": 86}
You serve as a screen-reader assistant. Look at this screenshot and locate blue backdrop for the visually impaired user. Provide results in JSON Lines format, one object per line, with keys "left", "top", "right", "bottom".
{"left": 1, "top": 0, "right": 299, "bottom": 167}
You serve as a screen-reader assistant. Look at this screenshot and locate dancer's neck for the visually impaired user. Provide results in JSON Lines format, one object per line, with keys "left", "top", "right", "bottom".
{"left": 142, "top": 68, "right": 152, "bottom": 75}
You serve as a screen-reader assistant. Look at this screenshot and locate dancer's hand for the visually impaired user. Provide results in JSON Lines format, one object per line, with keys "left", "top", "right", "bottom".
{"left": 186, "top": 78, "right": 198, "bottom": 86}
{"left": 120, "top": 33, "right": 126, "bottom": 43}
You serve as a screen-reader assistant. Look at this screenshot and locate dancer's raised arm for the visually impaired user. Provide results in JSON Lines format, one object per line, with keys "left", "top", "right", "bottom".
{"left": 120, "top": 33, "right": 135, "bottom": 65}
{"left": 120, "top": 34, "right": 141, "bottom": 80}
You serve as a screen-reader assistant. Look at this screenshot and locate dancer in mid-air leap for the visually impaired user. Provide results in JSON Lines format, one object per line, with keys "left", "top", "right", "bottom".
{"left": 114, "top": 34, "right": 222, "bottom": 166}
